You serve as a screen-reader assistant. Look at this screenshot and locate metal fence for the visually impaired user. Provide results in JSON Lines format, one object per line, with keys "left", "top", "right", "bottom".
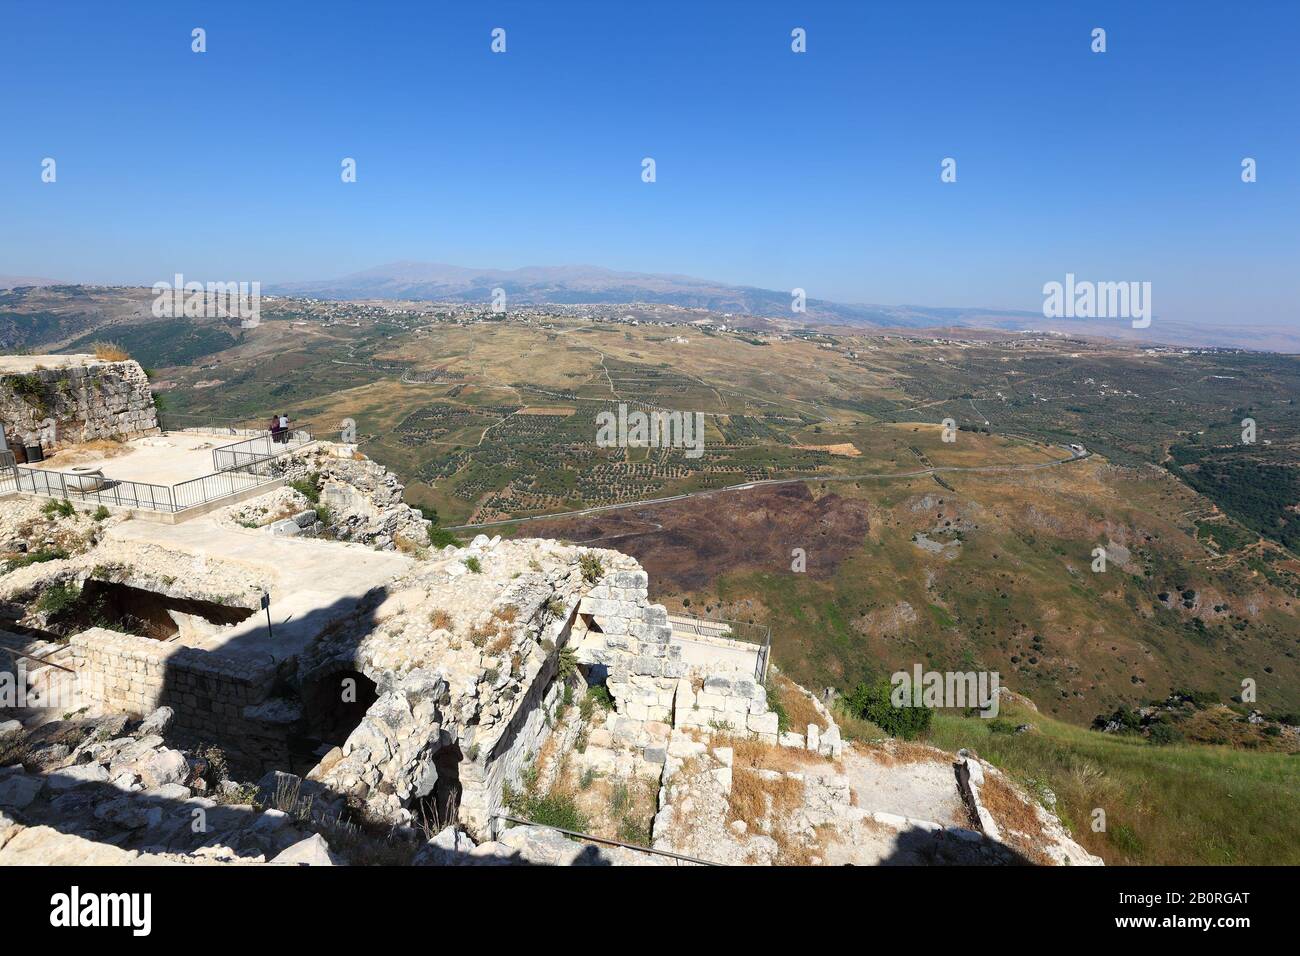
{"left": 667, "top": 614, "right": 772, "bottom": 682}
{"left": 0, "top": 450, "right": 16, "bottom": 495}
{"left": 8, "top": 429, "right": 311, "bottom": 515}
{"left": 172, "top": 453, "right": 286, "bottom": 510}
{"left": 211, "top": 429, "right": 312, "bottom": 470}
{"left": 12, "top": 465, "right": 176, "bottom": 511}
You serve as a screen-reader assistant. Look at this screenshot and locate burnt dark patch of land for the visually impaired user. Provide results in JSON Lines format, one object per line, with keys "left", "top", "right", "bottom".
{"left": 527, "top": 483, "right": 869, "bottom": 591}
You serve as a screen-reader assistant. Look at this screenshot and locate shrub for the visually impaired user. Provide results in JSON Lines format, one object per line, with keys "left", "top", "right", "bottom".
{"left": 1091, "top": 706, "right": 1144, "bottom": 734}
{"left": 586, "top": 685, "right": 614, "bottom": 712}
{"left": 4, "top": 373, "right": 48, "bottom": 414}
{"left": 617, "top": 816, "right": 651, "bottom": 845}
{"left": 2, "top": 546, "right": 68, "bottom": 574}
{"left": 463, "top": 556, "right": 482, "bottom": 574}
{"left": 1170, "top": 688, "right": 1220, "bottom": 709}
{"left": 578, "top": 553, "right": 603, "bottom": 584}
{"left": 765, "top": 682, "right": 791, "bottom": 734}
{"left": 92, "top": 341, "right": 130, "bottom": 361}
{"left": 556, "top": 647, "right": 579, "bottom": 681}
{"left": 91, "top": 505, "right": 110, "bottom": 521}
{"left": 36, "top": 581, "right": 81, "bottom": 616}
{"left": 1147, "top": 722, "right": 1183, "bottom": 746}
{"left": 521, "top": 792, "right": 587, "bottom": 832}
{"left": 843, "top": 680, "right": 932, "bottom": 740}
{"left": 42, "top": 499, "right": 76, "bottom": 519}
{"left": 428, "top": 525, "right": 460, "bottom": 548}
{"left": 287, "top": 471, "right": 321, "bottom": 503}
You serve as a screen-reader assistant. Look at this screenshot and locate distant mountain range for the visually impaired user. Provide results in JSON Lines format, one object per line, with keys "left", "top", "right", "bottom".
{"left": 269, "top": 261, "right": 1046, "bottom": 328}
{"left": 0, "top": 275, "right": 62, "bottom": 289}
{"left": 267, "top": 261, "right": 1298, "bottom": 352}
{"left": 5, "top": 264, "right": 1293, "bottom": 352}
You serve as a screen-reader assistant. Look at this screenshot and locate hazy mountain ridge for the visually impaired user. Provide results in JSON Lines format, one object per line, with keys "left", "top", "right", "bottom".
{"left": 268, "top": 261, "right": 1040, "bottom": 329}
{"left": 268, "top": 261, "right": 1296, "bottom": 351}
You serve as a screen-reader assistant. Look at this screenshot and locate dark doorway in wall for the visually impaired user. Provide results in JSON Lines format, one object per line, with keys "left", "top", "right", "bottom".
{"left": 301, "top": 669, "right": 378, "bottom": 749}
{"left": 414, "top": 744, "right": 463, "bottom": 831}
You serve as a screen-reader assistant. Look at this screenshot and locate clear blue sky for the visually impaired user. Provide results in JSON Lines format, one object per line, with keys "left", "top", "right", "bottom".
{"left": 2, "top": 0, "right": 1297, "bottom": 327}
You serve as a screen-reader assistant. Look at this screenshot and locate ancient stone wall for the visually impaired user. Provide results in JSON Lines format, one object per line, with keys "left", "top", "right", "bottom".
{"left": 674, "top": 671, "right": 779, "bottom": 742}
{"left": 0, "top": 358, "right": 158, "bottom": 452}
{"left": 69, "top": 628, "right": 283, "bottom": 768}
{"left": 575, "top": 569, "right": 686, "bottom": 719}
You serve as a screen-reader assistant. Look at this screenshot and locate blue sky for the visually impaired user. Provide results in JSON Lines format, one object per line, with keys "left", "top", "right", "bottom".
{"left": 1, "top": 0, "right": 1297, "bottom": 327}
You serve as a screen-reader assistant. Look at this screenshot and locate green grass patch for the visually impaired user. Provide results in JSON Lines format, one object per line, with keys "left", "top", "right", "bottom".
{"left": 929, "top": 703, "right": 1300, "bottom": 865}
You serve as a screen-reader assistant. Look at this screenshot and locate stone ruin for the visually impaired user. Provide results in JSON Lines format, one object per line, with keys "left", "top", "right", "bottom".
{"left": 0, "top": 355, "right": 159, "bottom": 455}
{"left": 0, "top": 437, "right": 1101, "bottom": 866}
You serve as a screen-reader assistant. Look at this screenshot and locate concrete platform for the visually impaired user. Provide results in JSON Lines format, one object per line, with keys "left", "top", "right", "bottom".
{"left": 40, "top": 432, "right": 231, "bottom": 486}
{"left": 104, "top": 517, "right": 414, "bottom": 664}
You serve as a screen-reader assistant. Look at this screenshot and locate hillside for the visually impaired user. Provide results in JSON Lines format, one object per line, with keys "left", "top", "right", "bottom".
{"left": 928, "top": 698, "right": 1300, "bottom": 865}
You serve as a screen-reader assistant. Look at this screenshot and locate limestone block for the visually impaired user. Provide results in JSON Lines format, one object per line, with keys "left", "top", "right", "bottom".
{"left": 703, "top": 675, "right": 733, "bottom": 694}
{"left": 806, "top": 724, "right": 820, "bottom": 753}
{"left": 748, "top": 712, "right": 780, "bottom": 737}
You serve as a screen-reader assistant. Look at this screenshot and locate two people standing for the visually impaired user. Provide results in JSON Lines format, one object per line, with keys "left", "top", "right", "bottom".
{"left": 269, "top": 412, "right": 290, "bottom": 444}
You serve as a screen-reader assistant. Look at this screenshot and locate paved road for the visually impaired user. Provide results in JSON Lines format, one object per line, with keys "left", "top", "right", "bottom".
{"left": 447, "top": 447, "right": 1090, "bottom": 531}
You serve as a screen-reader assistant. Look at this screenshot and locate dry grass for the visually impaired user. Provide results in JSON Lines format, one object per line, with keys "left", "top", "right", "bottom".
{"left": 92, "top": 341, "right": 130, "bottom": 361}
{"left": 516, "top": 406, "right": 576, "bottom": 416}
{"left": 976, "top": 773, "right": 1052, "bottom": 865}
{"left": 43, "top": 439, "right": 131, "bottom": 466}
{"left": 468, "top": 621, "right": 497, "bottom": 648}
{"left": 722, "top": 732, "right": 824, "bottom": 772}
{"left": 773, "top": 672, "right": 825, "bottom": 733}
{"left": 729, "top": 767, "right": 803, "bottom": 823}
{"left": 729, "top": 767, "right": 812, "bottom": 864}
{"left": 859, "top": 739, "right": 950, "bottom": 767}
{"left": 792, "top": 442, "right": 860, "bottom": 457}
{"left": 393, "top": 534, "right": 424, "bottom": 555}
{"left": 485, "top": 630, "right": 514, "bottom": 656}
{"left": 428, "top": 608, "right": 453, "bottom": 631}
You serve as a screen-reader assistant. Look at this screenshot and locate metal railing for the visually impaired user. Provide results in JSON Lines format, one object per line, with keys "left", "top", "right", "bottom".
{"left": 211, "top": 429, "right": 312, "bottom": 470}
{"left": 493, "top": 813, "right": 718, "bottom": 865}
{"left": 12, "top": 465, "right": 175, "bottom": 511}
{"left": 667, "top": 613, "right": 772, "bottom": 682}
{"left": 0, "top": 450, "right": 15, "bottom": 494}
{"left": 172, "top": 453, "right": 287, "bottom": 510}
{"left": 9, "top": 428, "right": 312, "bottom": 514}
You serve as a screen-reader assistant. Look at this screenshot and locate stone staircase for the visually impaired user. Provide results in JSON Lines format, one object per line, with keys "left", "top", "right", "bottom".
{"left": 0, "top": 628, "right": 81, "bottom": 718}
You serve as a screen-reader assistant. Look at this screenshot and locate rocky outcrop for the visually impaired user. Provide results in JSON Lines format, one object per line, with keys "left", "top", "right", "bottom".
{"left": 281, "top": 445, "right": 431, "bottom": 550}
{"left": 298, "top": 536, "right": 638, "bottom": 838}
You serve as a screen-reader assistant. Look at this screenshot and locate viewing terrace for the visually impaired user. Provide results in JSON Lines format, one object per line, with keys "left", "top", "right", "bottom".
{"left": 0, "top": 428, "right": 312, "bottom": 521}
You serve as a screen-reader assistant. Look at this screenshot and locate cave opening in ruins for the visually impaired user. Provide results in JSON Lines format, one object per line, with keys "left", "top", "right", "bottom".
{"left": 300, "top": 669, "right": 379, "bottom": 753}
{"left": 61, "top": 578, "right": 256, "bottom": 640}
